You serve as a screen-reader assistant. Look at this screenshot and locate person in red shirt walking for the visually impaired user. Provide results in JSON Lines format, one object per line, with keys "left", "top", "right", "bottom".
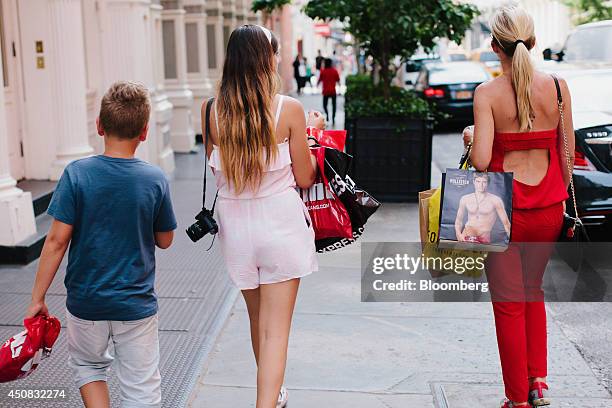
{"left": 318, "top": 58, "right": 340, "bottom": 126}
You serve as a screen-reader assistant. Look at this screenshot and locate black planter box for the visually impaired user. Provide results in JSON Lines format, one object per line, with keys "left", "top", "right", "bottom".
{"left": 346, "top": 116, "right": 433, "bottom": 202}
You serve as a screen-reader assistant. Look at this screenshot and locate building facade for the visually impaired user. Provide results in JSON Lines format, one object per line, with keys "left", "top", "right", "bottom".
{"left": 0, "top": 0, "right": 258, "bottom": 247}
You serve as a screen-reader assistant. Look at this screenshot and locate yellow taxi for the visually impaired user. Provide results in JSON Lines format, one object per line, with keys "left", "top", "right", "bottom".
{"left": 471, "top": 48, "right": 502, "bottom": 77}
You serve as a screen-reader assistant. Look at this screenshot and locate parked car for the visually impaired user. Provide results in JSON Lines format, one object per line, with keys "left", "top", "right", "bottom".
{"left": 414, "top": 61, "right": 490, "bottom": 122}
{"left": 540, "top": 20, "right": 612, "bottom": 238}
{"left": 400, "top": 53, "right": 440, "bottom": 89}
{"left": 471, "top": 48, "right": 502, "bottom": 77}
{"left": 446, "top": 50, "right": 469, "bottom": 62}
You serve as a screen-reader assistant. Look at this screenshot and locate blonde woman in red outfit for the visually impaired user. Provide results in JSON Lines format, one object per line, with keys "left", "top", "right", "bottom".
{"left": 463, "top": 6, "right": 574, "bottom": 408}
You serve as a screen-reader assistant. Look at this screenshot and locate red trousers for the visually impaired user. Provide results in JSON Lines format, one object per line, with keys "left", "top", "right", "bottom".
{"left": 485, "top": 202, "right": 563, "bottom": 402}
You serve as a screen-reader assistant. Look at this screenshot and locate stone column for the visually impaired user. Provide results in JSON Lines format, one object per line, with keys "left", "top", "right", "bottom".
{"left": 162, "top": 0, "right": 196, "bottom": 152}
{"left": 149, "top": 1, "right": 176, "bottom": 173}
{"left": 279, "top": 4, "right": 294, "bottom": 94}
{"left": 184, "top": 0, "right": 214, "bottom": 135}
{"left": 87, "top": 0, "right": 174, "bottom": 172}
{"left": 18, "top": 0, "right": 93, "bottom": 180}
{"left": 235, "top": 0, "right": 246, "bottom": 26}
{"left": 0, "top": 52, "right": 35, "bottom": 245}
{"left": 222, "top": 0, "right": 237, "bottom": 46}
{"left": 246, "top": 1, "right": 259, "bottom": 26}
{"left": 206, "top": 0, "right": 225, "bottom": 85}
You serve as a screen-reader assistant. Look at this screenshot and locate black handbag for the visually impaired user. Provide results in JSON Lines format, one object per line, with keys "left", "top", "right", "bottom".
{"left": 553, "top": 75, "right": 589, "bottom": 244}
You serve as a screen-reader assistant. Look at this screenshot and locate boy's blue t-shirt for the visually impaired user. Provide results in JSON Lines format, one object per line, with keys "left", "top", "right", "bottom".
{"left": 47, "top": 155, "right": 177, "bottom": 321}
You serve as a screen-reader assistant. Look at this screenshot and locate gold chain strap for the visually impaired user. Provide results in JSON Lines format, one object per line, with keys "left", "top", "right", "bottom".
{"left": 557, "top": 99, "right": 580, "bottom": 225}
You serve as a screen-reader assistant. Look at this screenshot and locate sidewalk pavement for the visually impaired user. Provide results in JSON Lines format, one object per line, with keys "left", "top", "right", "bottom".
{"left": 188, "top": 95, "right": 612, "bottom": 407}
{"left": 188, "top": 200, "right": 612, "bottom": 408}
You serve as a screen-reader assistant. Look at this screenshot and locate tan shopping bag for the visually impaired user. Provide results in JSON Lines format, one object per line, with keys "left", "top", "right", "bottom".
{"left": 419, "top": 187, "right": 485, "bottom": 278}
{"left": 418, "top": 188, "right": 436, "bottom": 246}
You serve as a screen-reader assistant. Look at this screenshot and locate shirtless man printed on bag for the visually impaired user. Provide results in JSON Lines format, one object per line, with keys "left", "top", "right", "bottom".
{"left": 455, "top": 173, "right": 511, "bottom": 244}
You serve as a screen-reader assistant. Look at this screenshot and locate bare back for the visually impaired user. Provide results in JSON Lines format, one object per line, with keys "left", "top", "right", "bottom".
{"left": 472, "top": 70, "right": 574, "bottom": 187}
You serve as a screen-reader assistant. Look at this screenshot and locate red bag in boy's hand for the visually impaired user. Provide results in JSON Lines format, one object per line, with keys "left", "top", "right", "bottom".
{"left": 300, "top": 147, "right": 352, "bottom": 241}
{"left": 306, "top": 127, "right": 347, "bottom": 151}
{"left": 0, "top": 315, "right": 61, "bottom": 383}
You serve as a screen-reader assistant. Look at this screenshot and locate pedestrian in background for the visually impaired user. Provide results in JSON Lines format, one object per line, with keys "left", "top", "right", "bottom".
{"left": 318, "top": 58, "right": 341, "bottom": 126}
{"left": 315, "top": 49, "right": 324, "bottom": 71}
{"left": 304, "top": 57, "right": 313, "bottom": 89}
{"left": 25, "top": 81, "right": 177, "bottom": 408}
{"left": 293, "top": 54, "right": 306, "bottom": 95}
{"left": 203, "top": 25, "right": 320, "bottom": 408}
{"left": 463, "top": 6, "right": 574, "bottom": 408}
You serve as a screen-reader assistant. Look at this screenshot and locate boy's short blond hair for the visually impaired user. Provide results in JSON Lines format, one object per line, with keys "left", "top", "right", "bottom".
{"left": 99, "top": 81, "right": 151, "bottom": 139}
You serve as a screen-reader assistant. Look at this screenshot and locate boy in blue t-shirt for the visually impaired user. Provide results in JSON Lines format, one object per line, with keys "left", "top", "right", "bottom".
{"left": 26, "top": 81, "right": 176, "bottom": 408}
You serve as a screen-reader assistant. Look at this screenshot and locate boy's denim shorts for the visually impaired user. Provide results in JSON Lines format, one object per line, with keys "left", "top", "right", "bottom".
{"left": 66, "top": 310, "right": 161, "bottom": 408}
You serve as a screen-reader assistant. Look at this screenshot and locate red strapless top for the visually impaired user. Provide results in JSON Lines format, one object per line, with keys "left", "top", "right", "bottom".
{"left": 488, "top": 129, "right": 569, "bottom": 209}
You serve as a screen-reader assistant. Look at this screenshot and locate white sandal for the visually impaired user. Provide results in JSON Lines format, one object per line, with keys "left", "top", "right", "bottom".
{"left": 277, "top": 386, "right": 289, "bottom": 408}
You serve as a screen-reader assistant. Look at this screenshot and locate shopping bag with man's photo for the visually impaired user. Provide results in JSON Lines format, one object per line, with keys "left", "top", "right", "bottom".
{"left": 438, "top": 168, "right": 513, "bottom": 252}
{"left": 419, "top": 174, "right": 486, "bottom": 278}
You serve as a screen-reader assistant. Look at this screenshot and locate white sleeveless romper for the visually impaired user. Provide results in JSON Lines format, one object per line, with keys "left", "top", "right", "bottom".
{"left": 209, "top": 95, "right": 318, "bottom": 289}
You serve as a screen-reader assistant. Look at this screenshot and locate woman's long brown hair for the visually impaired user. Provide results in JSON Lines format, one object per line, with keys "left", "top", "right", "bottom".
{"left": 216, "top": 25, "right": 281, "bottom": 194}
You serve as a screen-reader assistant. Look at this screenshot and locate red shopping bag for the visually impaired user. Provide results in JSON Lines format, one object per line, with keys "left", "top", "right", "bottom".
{"left": 0, "top": 315, "right": 61, "bottom": 383}
{"left": 306, "top": 127, "right": 347, "bottom": 151}
{"left": 300, "top": 147, "right": 352, "bottom": 241}
{"left": 315, "top": 147, "right": 381, "bottom": 252}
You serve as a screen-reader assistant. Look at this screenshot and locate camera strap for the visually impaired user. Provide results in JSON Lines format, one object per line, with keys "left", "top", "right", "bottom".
{"left": 204, "top": 98, "right": 219, "bottom": 214}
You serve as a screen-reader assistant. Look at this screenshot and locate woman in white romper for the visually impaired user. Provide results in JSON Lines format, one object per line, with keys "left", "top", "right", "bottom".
{"left": 202, "top": 25, "right": 320, "bottom": 408}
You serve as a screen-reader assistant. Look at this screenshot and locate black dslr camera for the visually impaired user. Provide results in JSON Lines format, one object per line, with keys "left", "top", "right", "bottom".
{"left": 188, "top": 97, "right": 218, "bottom": 245}
{"left": 186, "top": 208, "right": 218, "bottom": 242}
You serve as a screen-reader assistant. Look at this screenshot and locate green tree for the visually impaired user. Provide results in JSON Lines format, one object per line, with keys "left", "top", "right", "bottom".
{"left": 564, "top": 0, "right": 612, "bottom": 24}
{"left": 304, "top": 0, "right": 479, "bottom": 98}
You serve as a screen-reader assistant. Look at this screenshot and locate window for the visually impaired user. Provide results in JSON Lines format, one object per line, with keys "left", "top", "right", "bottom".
{"left": 0, "top": 1, "right": 9, "bottom": 87}
{"left": 429, "top": 64, "right": 489, "bottom": 85}
{"left": 185, "top": 23, "right": 199, "bottom": 73}
{"left": 162, "top": 20, "right": 177, "bottom": 79}
{"left": 479, "top": 51, "right": 498, "bottom": 62}
{"left": 448, "top": 53, "right": 467, "bottom": 62}
{"left": 207, "top": 24, "right": 217, "bottom": 69}
{"left": 564, "top": 26, "right": 612, "bottom": 62}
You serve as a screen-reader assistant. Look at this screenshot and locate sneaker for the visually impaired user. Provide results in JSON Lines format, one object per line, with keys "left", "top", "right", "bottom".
{"left": 529, "top": 382, "right": 551, "bottom": 406}
{"left": 277, "top": 386, "right": 288, "bottom": 408}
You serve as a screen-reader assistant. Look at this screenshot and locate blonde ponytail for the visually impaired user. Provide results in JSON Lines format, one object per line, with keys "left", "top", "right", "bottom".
{"left": 491, "top": 6, "right": 536, "bottom": 131}
{"left": 511, "top": 42, "right": 534, "bottom": 131}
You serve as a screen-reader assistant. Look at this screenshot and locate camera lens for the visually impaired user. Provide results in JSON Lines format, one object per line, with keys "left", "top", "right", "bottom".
{"left": 186, "top": 222, "right": 204, "bottom": 242}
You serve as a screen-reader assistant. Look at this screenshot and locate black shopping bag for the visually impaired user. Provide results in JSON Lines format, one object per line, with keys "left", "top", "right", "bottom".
{"left": 315, "top": 147, "right": 381, "bottom": 252}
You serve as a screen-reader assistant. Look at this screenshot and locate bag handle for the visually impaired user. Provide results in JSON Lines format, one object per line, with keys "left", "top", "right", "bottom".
{"left": 459, "top": 142, "right": 471, "bottom": 170}
{"left": 552, "top": 75, "right": 579, "bottom": 223}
